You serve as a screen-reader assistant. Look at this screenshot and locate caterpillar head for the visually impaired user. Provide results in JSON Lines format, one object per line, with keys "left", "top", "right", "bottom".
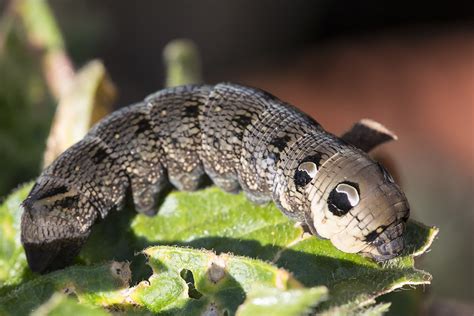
{"left": 20, "top": 177, "right": 97, "bottom": 273}
{"left": 297, "top": 154, "right": 409, "bottom": 261}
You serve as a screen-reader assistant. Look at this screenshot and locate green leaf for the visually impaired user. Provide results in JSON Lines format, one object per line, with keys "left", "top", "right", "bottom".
{"left": 31, "top": 293, "right": 110, "bottom": 316}
{"left": 0, "top": 261, "right": 131, "bottom": 316}
{"left": 236, "top": 286, "right": 328, "bottom": 316}
{"left": 127, "top": 246, "right": 308, "bottom": 314}
{"left": 0, "top": 185, "right": 437, "bottom": 315}
{"left": 127, "top": 188, "right": 436, "bottom": 311}
{"left": 0, "top": 182, "right": 33, "bottom": 290}
{"left": 320, "top": 302, "right": 392, "bottom": 316}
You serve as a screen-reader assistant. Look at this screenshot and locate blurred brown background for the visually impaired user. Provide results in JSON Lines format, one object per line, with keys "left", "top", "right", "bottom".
{"left": 1, "top": 0, "right": 473, "bottom": 314}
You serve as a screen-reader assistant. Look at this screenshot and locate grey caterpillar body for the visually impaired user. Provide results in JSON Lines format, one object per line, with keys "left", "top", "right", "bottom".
{"left": 21, "top": 83, "right": 409, "bottom": 273}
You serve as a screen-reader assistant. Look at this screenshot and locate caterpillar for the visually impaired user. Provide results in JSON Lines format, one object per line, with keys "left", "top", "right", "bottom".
{"left": 21, "top": 83, "right": 409, "bottom": 273}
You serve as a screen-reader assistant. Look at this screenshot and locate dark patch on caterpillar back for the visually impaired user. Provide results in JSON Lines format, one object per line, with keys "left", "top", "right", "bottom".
{"left": 33, "top": 185, "right": 69, "bottom": 201}
{"left": 266, "top": 135, "right": 292, "bottom": 162}
{"left": 135, "top": 118, "right": 152, "bottom": 135}
{"left": 233, "top": 114, "right": 253, "bottom": 130}
{"left": 91, "top": 147, "right": 108, "bottom": 164}
{"left": 232, "top": 114, "right": 253, "bottom": 141}
{"left": 270, "top": 135, "right": 292, "bottom": 152}
{"left": 294, "top": 154, "right": 322, "bottom": 187}
{"left": 184, "top": 105, "right": 199, "bottom": 118}
{"left": 55, "top": 195, "right": 79, "bottom": 209}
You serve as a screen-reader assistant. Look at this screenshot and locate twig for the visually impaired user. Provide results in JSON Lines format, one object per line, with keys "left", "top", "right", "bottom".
{"left": 43, "top": 61, "right": 116, "bottom": 167}
{"left": 0, "top": 0, "right": 17, "bottom": 54}
{"left": 163, "top": 39, "right": 202, "bottom": 88}
{"left": 16, "top": 0, "right": 75, "bottom": 100}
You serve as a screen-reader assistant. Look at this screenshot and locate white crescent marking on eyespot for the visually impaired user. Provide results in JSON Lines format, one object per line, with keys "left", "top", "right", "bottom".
{"left": 298, "top": 162, "right": 318, "bottom": 179}
{"left": 336, "top": 183, "right": 360, "bottom": 206}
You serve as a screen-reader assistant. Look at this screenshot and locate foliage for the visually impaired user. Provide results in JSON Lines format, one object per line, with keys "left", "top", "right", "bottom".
{"left": 0, "top": 184, "right": 438, "bottom": 315}
{"left": 0, "top": 26, "right": 54, "bottom": 197}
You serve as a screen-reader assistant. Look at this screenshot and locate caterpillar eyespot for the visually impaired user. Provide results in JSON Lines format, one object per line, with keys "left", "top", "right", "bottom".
{"left": 327, "top": 182, "right": 360, "bottom": 216}
{"left": 294, "top": 162, "right": 318, "bottom": 187}
{"left": 21, "top": 83, "right": 410, "bottom": 273}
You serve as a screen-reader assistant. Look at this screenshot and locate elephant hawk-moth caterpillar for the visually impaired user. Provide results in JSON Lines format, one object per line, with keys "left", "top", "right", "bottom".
{"left": 21, "top": 83, "right": 409, "bottom": 273}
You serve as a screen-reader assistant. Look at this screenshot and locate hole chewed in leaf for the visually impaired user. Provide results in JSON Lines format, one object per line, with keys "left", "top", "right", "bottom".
{"left": 180, "top": 269, "right": 203, "bottom": 299}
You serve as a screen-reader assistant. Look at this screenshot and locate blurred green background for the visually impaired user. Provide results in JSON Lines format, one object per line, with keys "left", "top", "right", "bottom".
{"left": 0, "top": 1, "right": 472, "bottom": 314}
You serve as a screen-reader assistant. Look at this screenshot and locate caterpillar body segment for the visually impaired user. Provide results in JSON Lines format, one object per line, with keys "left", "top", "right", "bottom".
{"left": 21, "top": 83, "right": 409, "bottom": 273}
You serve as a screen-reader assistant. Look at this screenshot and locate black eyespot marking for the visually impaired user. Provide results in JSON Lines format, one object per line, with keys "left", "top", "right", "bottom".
{"left": 294, "top": 170, "right": 313, "bottom": 187}
{"left": 328, "top": 191, "right": 352, "bottom": 216}
{"left": 377, "top": 162, "right": 395, "bottom": 183}
{"left": 294, "top": 154, "right": 322, "bottom": 188}
{"left": 327, "top": 181, "right": 360, "bottom": 216}
{"left": 135, "top": 118, "right": 152, "bottom": 135}
{"left": 91, "top": 147, "right": 109, "bottom": 164}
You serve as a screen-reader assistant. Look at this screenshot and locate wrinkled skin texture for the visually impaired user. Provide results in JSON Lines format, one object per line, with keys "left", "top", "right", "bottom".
{"left": 21, "top": 83, "right": 409, "bottom": 273}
